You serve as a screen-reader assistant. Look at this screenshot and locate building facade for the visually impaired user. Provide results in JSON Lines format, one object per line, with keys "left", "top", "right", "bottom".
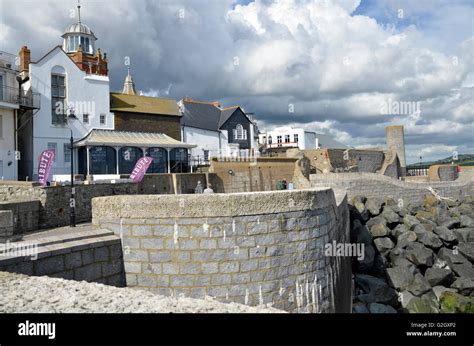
{"left": 0, "top": 51, "right": 40, "bottom": 180}
{"left": 259, "top": 127, "right": 348, "bottom": 152}
{"left": 18, "top": 6, "right": 113, "bottom": 180}
{"left": 179, "top": 98, "right": 258, "bottom": 166}
{"left": 74, "top": 129, "right": 195, "bottom": 175}
{"left": 110, "top": 69, "right": 182, "bottom": 141}
{"left": 0, "top": 51, "right": 20, "bottom": 181}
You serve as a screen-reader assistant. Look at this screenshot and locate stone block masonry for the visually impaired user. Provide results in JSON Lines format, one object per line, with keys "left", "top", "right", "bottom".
{"left": 0, "top": 228, "right": 125, "bottom": 287}
{"left": 92, "top": 188, "right": 352, "bottom": 313}
{"left": 0, "top": 159, "right": 310, "bottom": 231}
{"left": 0, "top": 210, "right": 14, "bottom": 242}
{"left": 0, "top": 200, "right": 40, "bottom": 237}
{"left": 310, "top": 172, "right": 474, "bottom": 205}
{"left": 208, "top": 157, "right": 300, "bottom": 193}
{"left": 0, "top": 174, "right": 207, "bottom": 229}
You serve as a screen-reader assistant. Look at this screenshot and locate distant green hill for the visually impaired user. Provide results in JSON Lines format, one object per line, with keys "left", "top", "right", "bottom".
{"left": 408, "top": 154, "right": 474, "bottom": 167}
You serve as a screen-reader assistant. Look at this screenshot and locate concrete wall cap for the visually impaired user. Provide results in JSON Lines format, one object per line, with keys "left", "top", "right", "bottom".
{"left": 92, "top": 188, "right": 343, "bottom": 219}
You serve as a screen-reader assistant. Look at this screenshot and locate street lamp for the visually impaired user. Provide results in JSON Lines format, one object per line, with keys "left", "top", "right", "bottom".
{"left": 66, "top": 107, "right": 78, "bottom": 227}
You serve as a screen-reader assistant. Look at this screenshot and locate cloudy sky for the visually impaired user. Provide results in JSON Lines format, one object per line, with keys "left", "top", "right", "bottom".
{"left": 1, "top": 0, "right": 473, "bottom": 163}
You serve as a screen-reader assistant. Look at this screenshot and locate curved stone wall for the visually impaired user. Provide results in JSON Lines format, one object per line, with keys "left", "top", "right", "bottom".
{"left": 92, "top": 188, "right": 351, "bottom": 313}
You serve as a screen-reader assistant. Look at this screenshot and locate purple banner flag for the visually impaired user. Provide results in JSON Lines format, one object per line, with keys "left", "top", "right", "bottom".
{"left": 38, "top": 149, "right": 55, "bottom": 186}
{"left": 130, "top": 156, "right": 153, "bottom": 183}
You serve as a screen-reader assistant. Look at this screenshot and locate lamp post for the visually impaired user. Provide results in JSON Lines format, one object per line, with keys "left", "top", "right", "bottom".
{"left": 66, "top": 108, "right": 77, "bottom": 227}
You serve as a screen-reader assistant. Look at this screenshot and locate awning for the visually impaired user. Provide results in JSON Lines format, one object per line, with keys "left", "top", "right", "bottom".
{"left": 73, "top": 129, "right": 196, "bottom": 149}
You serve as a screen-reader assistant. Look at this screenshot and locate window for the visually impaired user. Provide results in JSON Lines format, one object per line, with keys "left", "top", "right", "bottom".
{"left": 100, "top": 114, "right": 106, "bottom": 125}
{"left": 69, "top": 36, "right": 79, "bottom": 52}
{"left": 64, "top": 143, "right": 71, "bottom": 163}
{"left": 277, "top": 135, "right": 282, "bottom": 147}
{"left": 47, "top": 143, "right": 57, "bottom": 162}
{"left": 233, "top": 124, "right": 247, "bottom": 140}
{"left": 294, "top": 134, "right": 298, "bottom": 143}
{"left": 0, "top": 114, "right": 3, "bottom": 138}
{"left": 83, "top": 113, "right": 89, "bottom": 124}
{"left": 51, "top": 74, "right": 66, "bottom": 125}
{"left": 285, "top": 134, "right": 290, "bottom": 143}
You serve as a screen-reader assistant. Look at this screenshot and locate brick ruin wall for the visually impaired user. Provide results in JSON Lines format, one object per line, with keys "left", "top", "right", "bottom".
{"left": 302, "top": 148, "right": 400, "bottom": 179}
{"left": 428, "top": 164, "right": 459, "bottom": 182}
{"left": 208, "top": 157, "right": 302, "bottom": 193}
{"left": 91, "top": 188, "right": 352, "bottom": 313}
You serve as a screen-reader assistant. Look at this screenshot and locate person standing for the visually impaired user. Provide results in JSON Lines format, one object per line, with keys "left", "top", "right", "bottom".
{"left": 203, "top": 184, "right": 214, "bottom": 194}
{"left": 195, "top": 181, "right": 204, "bottom": 194}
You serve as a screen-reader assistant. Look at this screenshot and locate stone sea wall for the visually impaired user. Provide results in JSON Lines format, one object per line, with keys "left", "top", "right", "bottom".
{"left": 0, "top": 174, "right": 207, "bottom": 229}
{"left": 92, "top": 188, "right": 352, "bottom": 313}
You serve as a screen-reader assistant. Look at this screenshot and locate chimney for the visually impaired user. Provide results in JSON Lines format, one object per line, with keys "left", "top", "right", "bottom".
{"left": 19, "top": 46, "right": 31, "bottom": 73}
{"left": 212, "top": 101, "right": 221, "bottom": 108}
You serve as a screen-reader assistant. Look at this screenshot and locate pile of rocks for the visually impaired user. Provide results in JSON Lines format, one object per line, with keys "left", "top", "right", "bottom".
{"left": 350, "top": 193, "right": 474, "bottom": 313}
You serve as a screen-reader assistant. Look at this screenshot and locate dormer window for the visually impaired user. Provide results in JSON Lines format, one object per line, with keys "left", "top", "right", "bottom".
{"left": 233, "top": 124, "right": 247, "bottom": 140}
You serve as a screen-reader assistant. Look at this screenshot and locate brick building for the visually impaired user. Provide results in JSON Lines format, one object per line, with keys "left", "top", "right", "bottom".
{"left": 110, "top": 77, "right": 182, "bottom": 141}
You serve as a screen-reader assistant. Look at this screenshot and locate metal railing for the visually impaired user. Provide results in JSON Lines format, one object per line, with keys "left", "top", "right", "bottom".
{"left": 406, "top": 164, "right": 430, "bottom": 176}
{"left": 0, "top": 85, "right": 40, "bottom": 109}
{"left": 0, "top": 51, "right": 17, "bottom": 69}
{"left": 266, "top": 142, "right": 299, "bottom": 148}
{"left": 20, "top": 90, "right": 41, "bottom": 109}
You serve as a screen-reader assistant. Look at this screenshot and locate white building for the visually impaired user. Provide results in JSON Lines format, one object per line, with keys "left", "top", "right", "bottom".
{"left": 258, "top": 127, "right": 348, "bottom": 151}
{"left": 179, "top": 98, "right": 258, "bottom": 166}
{"left": 18, "top": 5, "right": 113, "bottom": 180}
{"left": 0, "top": 51, "right": 40, "bottom": 180}
{"left": 0, "top": 51, "right": 20, "bottom": 180}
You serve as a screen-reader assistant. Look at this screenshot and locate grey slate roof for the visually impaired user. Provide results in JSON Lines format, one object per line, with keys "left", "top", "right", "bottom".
{"left": 219, "top": 107, "right": 239, "bottom": 128}
{"left": 181, "top": 101, "right": 222, "bottom": 131}
{"left": 181, "top": 101, "right": 250, "bottom": 132}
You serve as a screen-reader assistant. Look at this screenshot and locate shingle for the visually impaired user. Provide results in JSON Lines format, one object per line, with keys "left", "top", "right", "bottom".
{"left": 181, "top": 102, "right": 251, "bottom": 132}
{"left": 181, "top": 101, "right": 222, "bottom": 131}
{"left": 110, "top": 93, "right": 181, "bottom": 116}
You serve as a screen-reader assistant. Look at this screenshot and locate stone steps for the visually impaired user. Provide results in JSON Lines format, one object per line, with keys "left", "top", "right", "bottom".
{"left": 0, "top": 228, "right": 119, "bottom": 265}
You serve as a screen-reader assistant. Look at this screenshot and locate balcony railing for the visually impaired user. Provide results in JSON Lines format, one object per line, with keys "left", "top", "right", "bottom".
{"left": 20, "top": 90, "right": 41, "bottom": 109}
{"left": 406, "top": 164, "right": 430, "bottom": 176}
{"left": 0, "top": 85, "right": 40, "bottom": 109}
{"left": 0, "top": 51, "right": 17, "bottom": 70}
{"left": 266, "top": 141, "right": 299, "bottom": 148}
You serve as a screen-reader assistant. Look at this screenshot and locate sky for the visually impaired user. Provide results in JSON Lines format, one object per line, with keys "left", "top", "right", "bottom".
{"left": 1, "top": 0, "right": 473, "bottom": 164}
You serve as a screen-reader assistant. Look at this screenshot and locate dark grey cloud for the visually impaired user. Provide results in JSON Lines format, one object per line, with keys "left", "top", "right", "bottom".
{"left": 1, "top": 0, "right": 472, "bottom": 163}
